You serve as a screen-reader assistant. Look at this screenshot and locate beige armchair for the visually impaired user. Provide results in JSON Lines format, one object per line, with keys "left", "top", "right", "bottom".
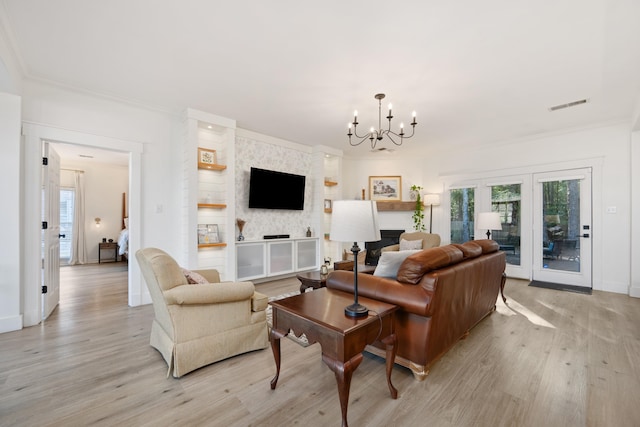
{"left": 136, "top": 248, "right": 269, "bottom": 378}
{"left": 382, "top": 231, "right": 441, "bottom": 252}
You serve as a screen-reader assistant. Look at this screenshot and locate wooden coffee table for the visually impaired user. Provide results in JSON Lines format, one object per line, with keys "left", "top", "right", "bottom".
{"left": 297, "top": 265, "right": 376, "bottom": 293}
{"left": 269, "top": 288, "right": 398, "bottom": 427}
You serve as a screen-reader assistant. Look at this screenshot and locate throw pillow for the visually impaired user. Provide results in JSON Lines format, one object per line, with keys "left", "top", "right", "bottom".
{"left": 399, "top": 238, "right": 423, "bottom": 251}
{"left": 182, "top": 268, "right": 209, "bottom": 284}
{"left": 374, "top": 250, "right": 422, "bottom": 279}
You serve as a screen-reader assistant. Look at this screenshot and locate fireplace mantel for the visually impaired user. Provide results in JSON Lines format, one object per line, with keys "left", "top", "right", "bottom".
{"left": 376, "top": 201, "right": 415, "bottom": 211}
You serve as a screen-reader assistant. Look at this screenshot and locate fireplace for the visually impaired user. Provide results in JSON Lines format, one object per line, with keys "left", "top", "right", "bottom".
{"left": 364, "top": 229, "right": 405, "bottom": 265}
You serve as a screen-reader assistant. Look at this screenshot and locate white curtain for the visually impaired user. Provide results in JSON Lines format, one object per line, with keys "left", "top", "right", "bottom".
{"left": 69, "top": 171, "right": 87, "bottom": 264}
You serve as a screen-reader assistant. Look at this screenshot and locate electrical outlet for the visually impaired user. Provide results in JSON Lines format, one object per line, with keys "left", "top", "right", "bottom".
{"left": 606, "top": 206, "right": 617, "bottom": 214}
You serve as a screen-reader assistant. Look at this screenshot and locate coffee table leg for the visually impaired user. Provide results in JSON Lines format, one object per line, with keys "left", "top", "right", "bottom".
{"left": 381, "top": 333, "right": 398, "bottom": 399}
{"left": 270, "top": 328, "right": 286, "bottom": 390}
{"left": 322, "top": 353, "right": 363, "bottom": 427}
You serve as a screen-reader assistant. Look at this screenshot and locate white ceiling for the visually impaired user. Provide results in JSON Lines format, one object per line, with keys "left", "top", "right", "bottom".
{"left": 2, "top": 0, "right": 640, "bottom": 158}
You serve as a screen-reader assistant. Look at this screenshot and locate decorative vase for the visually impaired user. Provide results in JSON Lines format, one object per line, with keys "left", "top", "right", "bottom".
{"left": 236, "top": 218, "right": 246, "bottom": 241}
{"left": 306, "top": 226, "right": 312, "bottom": 237}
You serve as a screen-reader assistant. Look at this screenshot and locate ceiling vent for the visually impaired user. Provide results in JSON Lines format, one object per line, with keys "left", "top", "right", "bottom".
{"left": 549, "top": 99, "right": 589, "bottom": 112}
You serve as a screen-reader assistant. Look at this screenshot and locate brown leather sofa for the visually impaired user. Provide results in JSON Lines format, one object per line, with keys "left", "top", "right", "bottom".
{"left": 326, "top": 239, "right": 506, "bottom": 381}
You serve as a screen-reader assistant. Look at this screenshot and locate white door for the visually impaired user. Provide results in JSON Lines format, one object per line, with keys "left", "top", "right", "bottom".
{"left": 532, "top": 169, "right": 592, "bottom": 288}
{"left": 42, "top": 142, "right": 61, "bottom": 319}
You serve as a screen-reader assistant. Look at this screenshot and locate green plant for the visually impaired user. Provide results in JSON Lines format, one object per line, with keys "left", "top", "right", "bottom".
{"left": 411, "top": 185, "right": 425, "bottom": 231}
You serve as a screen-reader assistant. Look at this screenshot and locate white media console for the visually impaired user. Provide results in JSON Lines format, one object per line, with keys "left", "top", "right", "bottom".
{"left": 236, "top": 237, "right": 319, "bottom": 281}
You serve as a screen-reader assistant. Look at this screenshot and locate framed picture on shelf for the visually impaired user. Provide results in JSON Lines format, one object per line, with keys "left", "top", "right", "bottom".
{"left": 197, "top": 147, "right": 217, "bottom": 169}
{"left": 369, "top": 176, "right": 402, "bottom": 202}
{"left": 198, "top": 224, "right": 220, "bottom": 244}
{"left": 324, "top": 199, "right": 332, "bottom": 213}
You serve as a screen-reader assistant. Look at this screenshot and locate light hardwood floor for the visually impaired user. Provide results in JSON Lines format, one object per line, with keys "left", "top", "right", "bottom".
{"left": 1, "top": 263, "right": 639, "bottom": 426}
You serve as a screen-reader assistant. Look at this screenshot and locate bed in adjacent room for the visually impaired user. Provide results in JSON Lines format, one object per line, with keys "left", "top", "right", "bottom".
{"left": 118, "top": 192, "right": 129, "bottom": 261}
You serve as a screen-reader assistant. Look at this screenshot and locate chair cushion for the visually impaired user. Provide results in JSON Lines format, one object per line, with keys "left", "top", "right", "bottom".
{"left": 374, "top": 250, "right": 422, "bottom": 279}
{"left": 400, "top": 238, "right": 423, "bottom": 251}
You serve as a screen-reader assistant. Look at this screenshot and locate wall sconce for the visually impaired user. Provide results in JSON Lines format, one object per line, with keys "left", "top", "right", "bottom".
{"left": 95, "top": 217, "right": 101, "bottom": 227}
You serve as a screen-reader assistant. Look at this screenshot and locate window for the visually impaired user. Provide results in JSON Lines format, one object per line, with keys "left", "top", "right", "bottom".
{"left": 491, "top": 184, "right": 521, "bottom": 266}
{"left": 60, "top": 188, "right": 74, "bottom": 261}
{"left": 450, "top": 187, "right": 475, "bottom": 243}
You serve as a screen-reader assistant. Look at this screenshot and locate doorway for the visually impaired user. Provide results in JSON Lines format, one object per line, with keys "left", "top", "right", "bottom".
{"left": 42, "top": 141, "right": 131, "bottom": 320}
{"left": 532, "top": 169, "right": 592, "bottom": 288}
{"left": 23, "top": 123, "right": 143, "bottom": 327}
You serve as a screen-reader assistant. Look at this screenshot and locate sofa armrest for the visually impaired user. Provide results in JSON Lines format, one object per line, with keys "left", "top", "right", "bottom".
{"left": 326, "top": 271, "right": 432, "bottom": 316}
{"left": 252, "top": 291, "right": 268, "bottom": 312}
{"left": 164, "top": 281, "right": 255, "bottom": 305}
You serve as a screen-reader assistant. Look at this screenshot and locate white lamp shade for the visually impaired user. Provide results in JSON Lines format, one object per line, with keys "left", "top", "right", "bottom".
{"left": 477, "top": 212, "right": 502, "bottom": 230}
{"left": 423, "top": 193, "right": 441, "bottom": 206}
{"left": 330, "top": 200, "right": 381, "bottom": 242}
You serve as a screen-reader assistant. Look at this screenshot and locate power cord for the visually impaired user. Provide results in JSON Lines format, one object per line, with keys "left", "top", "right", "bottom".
{"left": 368, "top": 309, "right": 383, "bottom": 343}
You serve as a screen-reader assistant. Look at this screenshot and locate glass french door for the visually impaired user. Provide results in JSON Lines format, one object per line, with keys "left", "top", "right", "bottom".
{"left": 532, "top": 169, "right": 592, "bottom": 288}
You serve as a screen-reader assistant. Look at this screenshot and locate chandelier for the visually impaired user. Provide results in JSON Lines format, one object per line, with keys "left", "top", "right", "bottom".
{"left": 348, "top": 93, "right": 417, "bottom": 149}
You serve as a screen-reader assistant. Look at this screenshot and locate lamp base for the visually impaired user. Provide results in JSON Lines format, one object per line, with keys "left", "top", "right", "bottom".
{"left": 345, "top": 303, "right": 368, "bottom": 318}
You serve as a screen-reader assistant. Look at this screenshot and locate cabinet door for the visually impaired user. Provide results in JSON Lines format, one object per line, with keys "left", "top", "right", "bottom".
{"left": 267, "top": 241, "right": 294, "bottom": 276}
{"left": 296, "top": 239, "right": 318, "bottom": 271}
{"left": 236, "top": 243, "right": 266, "bottom": 281}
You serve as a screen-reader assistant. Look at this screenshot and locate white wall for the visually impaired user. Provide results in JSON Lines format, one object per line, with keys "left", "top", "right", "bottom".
{"left": 343, "top": 122, "right": 633, "bottom": 295}
{"left": 0, "top": 92, "right": 22, "bottom": 333}
{"left": 60, "top": 162, "right": 129, "bottom": 263}
{"left": 22, "top": 80, "right": 183, "bottom": 254}
{"left": 340, "top": 155, "right": 429, "bottom": 232}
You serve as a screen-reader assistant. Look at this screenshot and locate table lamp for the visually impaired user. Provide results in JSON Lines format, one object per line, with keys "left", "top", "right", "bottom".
{"left": 477, "top": 212, "right": 502, "bottom": 239}
{"left": 330, "top": 200, "right": 381, "bottom": 318}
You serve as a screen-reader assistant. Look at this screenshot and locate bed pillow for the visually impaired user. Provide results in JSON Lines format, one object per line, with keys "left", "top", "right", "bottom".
{"left": 399, "top": 238, "right": 423, "bottom": 251}
{"left": 182, "top": 268, "right": 209, "bottom": 284}
{"left": 373, "top": 250, "right": 422, "bottom": 279}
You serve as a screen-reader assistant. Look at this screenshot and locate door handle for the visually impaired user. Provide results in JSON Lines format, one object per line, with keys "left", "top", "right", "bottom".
{"left": 582, "top": 234, "right": 590, "bottom": 238}
{"left": 59, "top": 234, "right": 66, "bottom": 238}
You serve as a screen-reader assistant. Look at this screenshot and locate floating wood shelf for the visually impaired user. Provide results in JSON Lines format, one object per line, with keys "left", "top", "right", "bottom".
{"left": 324, "top": 180, "right": 338, "bottom": 186}
{"left": 375, "top": 201, "right": 416, "bottom": 211}
{"left": 198, "top": 164, "right": 227, "bottom": 171}
{"left": 197, "top": 203, "right": 227, "bottom": 209}
{"left": 324, "top": 208, "right": 332, "bottom": 213}
{"left": 198, "top": 243, "right": 227, "bottom": 248}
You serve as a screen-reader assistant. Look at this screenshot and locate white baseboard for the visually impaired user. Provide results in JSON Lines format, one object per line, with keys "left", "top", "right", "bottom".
{"left": 630, "top": 285, "right": 640, "bottom": 298}
{"left": 0, "top": 314, "right": 23, "bottom": 334}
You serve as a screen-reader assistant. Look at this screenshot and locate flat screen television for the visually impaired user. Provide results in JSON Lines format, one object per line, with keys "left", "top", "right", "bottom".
{"left": 248, "top": 167, "right": 306, "bottom": 210}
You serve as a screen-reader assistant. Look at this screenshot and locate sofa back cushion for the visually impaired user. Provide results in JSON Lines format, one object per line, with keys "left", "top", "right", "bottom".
{"left": 397, "top": 245, "right": 464, "bottom": 284}
{"left": 451, "top": 241, "right": 482, "bottom": 259}
{"left": 473, "top": 239, "right": 500, "bottom": 254}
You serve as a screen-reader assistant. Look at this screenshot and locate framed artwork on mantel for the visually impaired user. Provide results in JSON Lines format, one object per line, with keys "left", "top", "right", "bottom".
{"left": 197, "top": 147, "right": 217, "bottom": 169}
{"left": 369, "top": 176, "right": 402, "bottom": 202}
